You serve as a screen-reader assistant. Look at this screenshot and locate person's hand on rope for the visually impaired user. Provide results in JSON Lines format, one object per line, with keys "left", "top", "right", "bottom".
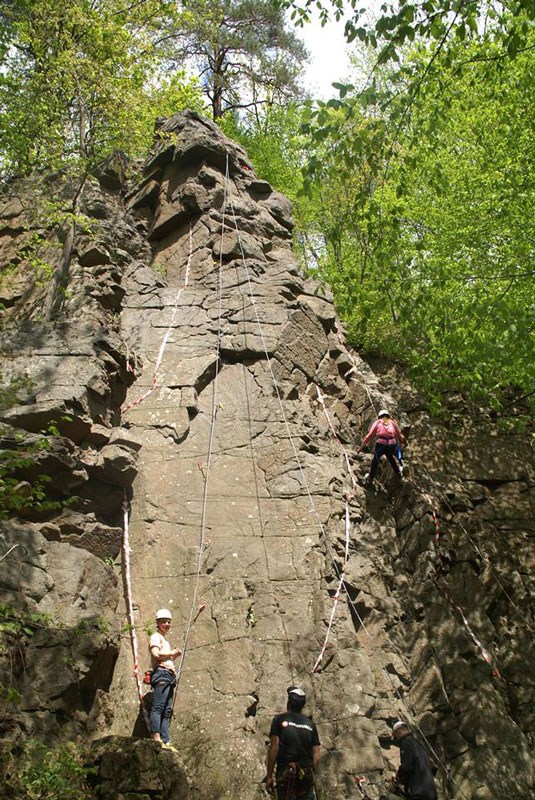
{"left": 171, "top": 648, "right": 182, "bottom": 660}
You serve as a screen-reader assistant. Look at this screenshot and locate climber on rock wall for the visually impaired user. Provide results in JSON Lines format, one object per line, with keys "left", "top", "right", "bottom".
{"left": 358, "top": 409, "right": 405, "bottom": 486}
{"left": 391, "top": 721, "right": 438, "bottom": 800}
{"left": 265, "top": 687, "right": 320, "bottom": 799}
{"left": 148, "top": 608, "right": 181, "bottom": 750}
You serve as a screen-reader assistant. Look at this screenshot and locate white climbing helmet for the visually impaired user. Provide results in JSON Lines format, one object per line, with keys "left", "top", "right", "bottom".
{"left": 155, "top": 608, "right": 172, "bottom": 620}
{"left": 377, "top": 409, "right": 390, "bottom": 418}
{"left": 287, "top": 686, "right": 306, "bottom": 707}
{"left": 393, "top": 720, "right": 408, "bottom": 732}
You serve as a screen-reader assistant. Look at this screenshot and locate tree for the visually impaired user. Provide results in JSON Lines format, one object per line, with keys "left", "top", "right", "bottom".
{"left": 294, "top": 29, "right": 535, "bottom": 416}
{"left": 0, "top": 0, "right": 202, "bottom": 318}
{"left": 0, "top": 0, "right": 201, "bottom": 177}
{"left": 170, "top": 0, "right": 308, "bottom": 119}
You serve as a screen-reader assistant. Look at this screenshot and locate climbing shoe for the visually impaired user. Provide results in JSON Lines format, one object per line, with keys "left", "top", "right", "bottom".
{"left": 363, "top": 473, "right": 373, "bottom": 487}
{"left": 162, "top": 742, "right": 178, "bottom": 753}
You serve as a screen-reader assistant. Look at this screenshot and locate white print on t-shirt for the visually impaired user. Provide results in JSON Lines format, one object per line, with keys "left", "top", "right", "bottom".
{"left": 282, "top": 720, "right": 313, "bottom": 732}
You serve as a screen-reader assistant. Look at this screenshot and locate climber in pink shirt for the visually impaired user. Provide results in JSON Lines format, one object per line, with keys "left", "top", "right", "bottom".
{"left": 358, "top": 409, "right": 405, "bottom": 486}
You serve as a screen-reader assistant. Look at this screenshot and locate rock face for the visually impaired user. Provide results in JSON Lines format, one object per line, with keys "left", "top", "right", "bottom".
{"left": 0, "top": 110, "right": 533, "bottom": 800}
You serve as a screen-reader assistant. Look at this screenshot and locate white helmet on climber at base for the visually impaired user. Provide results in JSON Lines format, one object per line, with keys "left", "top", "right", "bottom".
{"left": 155, "top": 608, "right": 172, "bottom": 620}
{"left": 377, "top": 409, "right": 390, "bottom": 418}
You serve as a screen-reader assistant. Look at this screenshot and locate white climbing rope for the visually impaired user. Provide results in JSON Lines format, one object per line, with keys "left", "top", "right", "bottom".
{"left": 312, "top": 502, "right": 351, "bottom": 672}
{"left": 0, "top": 543, "right": 27, "bottom": 563}
{"left": 316, "top": 385, "right": 359, "bottom": 491}
{"left": 226, "top": 200, "right": 469, "bottom": 797}
{"left": 119, "top": 222, "right": 193, "bottom": 720}
{"left": 174, "top": 153, "right": 230, "bottom": 688}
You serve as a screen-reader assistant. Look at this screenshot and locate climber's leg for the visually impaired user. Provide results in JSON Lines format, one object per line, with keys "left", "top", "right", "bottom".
{"left": 385, "top": 444, "right": 401, "bottom": 477}
{"left": 160, "top": 683, "right": 175, "bottom": 744}
{"left": 368, "top": 444, "right": 387, "bottom": 483}
{"left": 150, "top": 677, "right": 173, "bottom": 742}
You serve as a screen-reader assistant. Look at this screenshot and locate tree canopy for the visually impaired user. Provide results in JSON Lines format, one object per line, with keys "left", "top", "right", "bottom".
{"left": 0, "top": 0, "right": 202, "bottom": 178}
{"left": 230, "top": 5, "right": 535, "bottom": 420}
{"left": 169, "top": 0, "right": 308, "bottom": 119}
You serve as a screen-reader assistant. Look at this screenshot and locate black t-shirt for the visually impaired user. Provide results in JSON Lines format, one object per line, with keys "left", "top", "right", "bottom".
{"left": 398, "top": 734, "right": 437, "bottom": 800}
{"left": 269, "top": 711, "right": 320, "bottom": 767}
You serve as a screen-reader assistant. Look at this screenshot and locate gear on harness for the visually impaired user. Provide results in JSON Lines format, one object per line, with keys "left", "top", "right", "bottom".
{"left": 276, "top": 762, "right": 315, "bottom": 800}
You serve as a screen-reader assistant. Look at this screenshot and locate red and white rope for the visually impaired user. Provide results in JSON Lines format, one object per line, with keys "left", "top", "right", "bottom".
{"left": 121, "top": 224, "right": 193, "bottom": 414}
{"left": 122, "top": 495, "right": 150, "bottom": 724}
{"left": 316, "top": 385, "right": 358, "bottom": 490}
{"left": 431, "top": 508, "right": 502, "bottom": 680}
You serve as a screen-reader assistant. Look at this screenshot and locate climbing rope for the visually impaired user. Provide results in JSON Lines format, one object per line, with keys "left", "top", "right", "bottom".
{"left": 312, "top": 501, "right": 351, "bottom": 673}
{"left": 174, "top": 154, "right": 229, "bottom": 691}
{"left": 430, "top": 510, "right": 502, "bottom": 679}
{"left": 0, "top": 543, "right": 27, "bottom": 563}
{"left": 121, "top": 223, "right": 193, "bottom": 414}
{"left": 226, "top": 194, "right": 469, "bottom": 799}
{"left": 417, "top": 460, "right": 535, "bottom": 635}
{"left": 121, "top": 492, "right": 150, "bottom": 728}
{"left": 316, "top": 385, "right": 359, "bottom": 491}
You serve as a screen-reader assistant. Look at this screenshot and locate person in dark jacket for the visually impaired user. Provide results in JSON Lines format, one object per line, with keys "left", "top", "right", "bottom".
{"left": 392, "top": 721, "right": 437, "bottom": 799}
{"left": 265, "top": 687, "right": 320, "bottom": 799}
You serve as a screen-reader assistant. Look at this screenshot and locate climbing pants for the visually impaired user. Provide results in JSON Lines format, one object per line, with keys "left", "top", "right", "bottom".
{"left": 150, "top": 667, "right": 176, "bottom": 743}
{"left": 370, "top": 443, "right": 401, "bottom": 482}
{"left": 275, "top": 764, "right": 316, "bottom": 800}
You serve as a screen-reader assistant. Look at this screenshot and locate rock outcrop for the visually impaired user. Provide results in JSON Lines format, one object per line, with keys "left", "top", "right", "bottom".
{"left": 0, "top": 110, "right": 533, "bottom": 800}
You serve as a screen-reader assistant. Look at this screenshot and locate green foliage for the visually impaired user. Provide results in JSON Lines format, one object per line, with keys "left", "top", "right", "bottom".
{"left": 0, "top": 419, "right": 79, "bottom": 519}
{"left": 0, "top": 604, "right": 54, "bottom": 656}
{"left": 21, "top": 741, "right": 94, "bottom": 800}
{"left": 231, "top": 20, "right": 535, "bottom": 417}
{"left": 304, "top": 32, "right": 535, "bottom": 414}
{"left": 168, "top": 0, "right": 308, "bottom": 118}
{"left": 0, "top": 0, "right": 203, "bottom": 178}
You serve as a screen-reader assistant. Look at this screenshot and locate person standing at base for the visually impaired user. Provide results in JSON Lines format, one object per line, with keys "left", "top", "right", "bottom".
{"left": 391, "top": 721, "right": 438, "bottom": 800}
{"left": 358, "top": 409, "right": 405, "bottom": 486}
{"left": 148, "top": 608, "right": 181, "bottom": 750}
{"left": 265, "top": 687, "right": 320, "bottom": 799}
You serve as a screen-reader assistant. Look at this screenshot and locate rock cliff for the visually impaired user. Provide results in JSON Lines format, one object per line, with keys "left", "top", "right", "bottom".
{"left": 0, "top": 110, "right": 533, "bottom": 800}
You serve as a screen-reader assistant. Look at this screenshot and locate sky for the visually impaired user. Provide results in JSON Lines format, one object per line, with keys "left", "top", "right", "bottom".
{"left": 294, "top": 9, "right": 353, "bottom": 100}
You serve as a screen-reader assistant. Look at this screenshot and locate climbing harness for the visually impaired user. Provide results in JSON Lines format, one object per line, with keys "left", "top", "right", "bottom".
{"left": 277, "top": 763, "right": 316, "bottom": 800}
{"left": 121, "top": 223, "right": 193, "bottom": 414}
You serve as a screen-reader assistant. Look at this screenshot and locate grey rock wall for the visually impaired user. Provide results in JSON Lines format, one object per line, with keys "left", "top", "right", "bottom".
{"left": 0, "top": 110, "right": 533, "bottom": 800}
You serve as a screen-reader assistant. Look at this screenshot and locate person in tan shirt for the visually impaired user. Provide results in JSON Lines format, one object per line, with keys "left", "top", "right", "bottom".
{"left": 149, "top": 608, "right": 181, "bottom": 748}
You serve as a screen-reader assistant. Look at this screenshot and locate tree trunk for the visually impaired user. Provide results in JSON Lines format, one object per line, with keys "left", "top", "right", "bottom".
{"left": 42, "top": 184, "right": 83, "bottom": 321}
